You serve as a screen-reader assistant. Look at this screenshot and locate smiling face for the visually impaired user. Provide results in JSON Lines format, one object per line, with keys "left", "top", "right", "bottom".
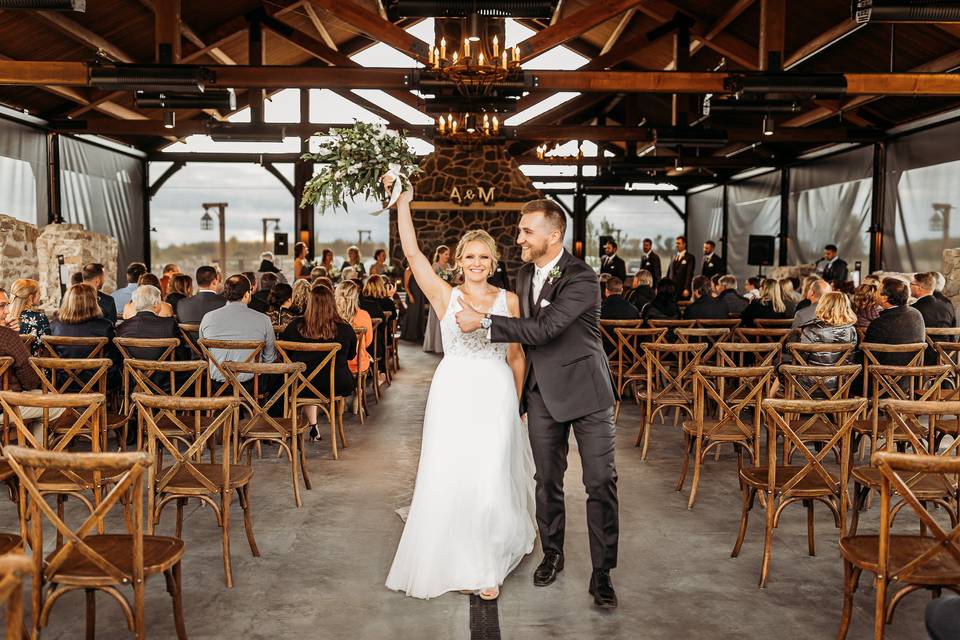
{"left": 459, "top": 239, "right": 495, "bottom": 283}
{"left": 517, "top": 210, "right": 561, "bottom": 265}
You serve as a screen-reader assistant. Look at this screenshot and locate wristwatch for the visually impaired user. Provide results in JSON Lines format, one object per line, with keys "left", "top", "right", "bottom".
{"left": 480, "top": 314, "right": 492, "bottom": 330}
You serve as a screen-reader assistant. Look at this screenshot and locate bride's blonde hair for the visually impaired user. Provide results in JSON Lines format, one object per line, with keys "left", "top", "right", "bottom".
{"left": 454, "top": 230, "right": 499, "bottom": 272}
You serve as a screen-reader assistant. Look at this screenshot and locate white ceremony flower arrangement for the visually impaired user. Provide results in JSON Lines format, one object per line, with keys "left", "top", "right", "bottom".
{"left": 299, "top": 121, "right": 421, "bottom": 213}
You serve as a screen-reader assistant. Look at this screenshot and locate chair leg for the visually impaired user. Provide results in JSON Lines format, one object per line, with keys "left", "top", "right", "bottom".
{"left": 85, "top": 588, "right": 96, "bottom": 640}
{"left": 676, "top": 433, "right": 692, "bottom": 492}
{"left": 221, "top": 490, "right": 233, "bottom": 588}
{"left": 805, "top": 499, "right": 816, "bottom": 556}
{"left": 299, "top": 434, "right": 312, "bottom": 491}
{"left": 175, "top": 498, "right": 185, "bottom": 538}
{"left": 837, "top": 560, "right": 860, "bottom": 640}
{"left": 874, "top": 575, "right": 888, "bottom": 640}
{"left": 240, "top": 485, "right": 260, "bottom": 557}
{"left": 850, "top": 484, "right": 865, "bottom": 535}
{"left": 641, "top": 410, "right": 653, "bottom": 460}
{"left": 338, "top": 403, "right": 349, "bottom": 449}
{"left": 687, "top": 437, "right": 704, "bottom": 509}
{"left": 732, "top": 487, "right": 754, "bottom": 558}
{"left": 291, "top": 442, "right": 302, "bottom": 509}
{"left": 328, "top": 407, "right": 339, "bottom": 460}
{"left": 759, "top": 492, "right": 776, "bottom": 588}
{"left": 165, "top": 562, "right": 188, "bottom": 640}
{"left": 634, "top": 409, "right": 646, "bottom": 448}
{"left": 613, "top": 401, "right": 621, "bottom": 424}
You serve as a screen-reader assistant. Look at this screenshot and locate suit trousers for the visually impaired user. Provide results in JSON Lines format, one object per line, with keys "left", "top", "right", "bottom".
{"left": 525, "top": 379, "right": 619, "bottom": 570}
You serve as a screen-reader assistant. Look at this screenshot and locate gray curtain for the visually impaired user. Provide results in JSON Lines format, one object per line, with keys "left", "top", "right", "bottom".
{"left": 726, "top": 171, "right": 781, "bottom": 280}
{"left": 60, "top": 136, "right": 145, "bottom": 272}
{"left": 0, "top": 117, "right": 47, "bottom": 227}
{"left": 788, "top": 146, "right": 872, "bottom": 271}
{"left": 685, "top": 185, "right": 724, "bottom": 267}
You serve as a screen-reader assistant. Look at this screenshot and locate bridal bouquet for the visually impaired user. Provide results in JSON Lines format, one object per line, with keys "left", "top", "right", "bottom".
{"left": 300, "top": 121, "right": 421, "bottom": 213}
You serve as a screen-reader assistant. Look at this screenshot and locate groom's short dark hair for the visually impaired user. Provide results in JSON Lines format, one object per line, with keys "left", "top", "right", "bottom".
{"left": 521, "top": 199, "right": 567, "bottom": 236}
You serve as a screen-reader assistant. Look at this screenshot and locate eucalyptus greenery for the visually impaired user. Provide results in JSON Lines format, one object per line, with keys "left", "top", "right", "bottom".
{"left": 299, "top": 121, "right": 421, "bottom": 213}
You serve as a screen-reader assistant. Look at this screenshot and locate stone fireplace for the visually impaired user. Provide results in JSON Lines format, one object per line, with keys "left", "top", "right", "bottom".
{"left": 389, "top": 144, "right": 541, "bottom": 278}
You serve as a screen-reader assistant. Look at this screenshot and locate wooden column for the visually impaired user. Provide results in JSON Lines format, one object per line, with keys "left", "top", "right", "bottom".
{"left": 294, "top": 88, "right": 315, "bottom": 259}
{"left": 672, "top": 21, "right": 692, "bottom": 127}
{"left": 572, "top": 190, "right": 587, "bottom": 259}
{"left": 248, "top": 16, "right": 265, "bottom": 124}
{"left": 869, "top": 142, "right": 886, "bottom": 272}
{"left": 46, "top": 132, "right": 62, "bottom": 224}
{"left": 779, "top": 166, "right": 789, "bottom": 265}
{"left": 759, "top": 0, "right": 786, "bottom": 71}
{"left": 721, "top": 184, "right": 729, "bottom": 271}
{"left": 142, "top": 160, "right": 152, "bottom": 269}
{"left": 154, "top": 0, "right": 181, "bottom": 63}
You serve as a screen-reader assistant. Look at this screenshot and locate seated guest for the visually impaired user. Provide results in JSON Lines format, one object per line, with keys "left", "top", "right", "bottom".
{"left": 159, "top": 263, "right": 179, "bottom": 297}
{"left": 779, "top": 278, "right": 800, "bottom": 316}
{"left": 116, "top": 285, "right": 179, "bottom": 359}
{"left": 364, "top": 275, "right": 398, "bottom": 320}
{"left": 70, "top": 272, "right": 84, "bottom": 286}
{"left": 358, "top": 276, "right": 387, "bottom": 324}
{"left": 625, "top": 270, "right": 655, "bottom": 309}
{"left": 797, "top": 275, "right": 819, "bottom": 312}
{"left": 122, "top": 274, "right": 173, "bottom": 320}
{"left": 256, "top": 251, "right": 288, "bottom": 285}
{"left": 267, "top": 283, "right": 296, "bottom": 329}
{"left": 795, "top": 292, "right": 858, "bottom": 394}
{"left": 0, "top": 288, "right": 18, "bottom": 331}
{"left": 684, "top": 276, "right": 728, "bottom": 320}
{"left": 641, "top": 278, "right": 680, "bottom": 324}
{"left": 598, "top": 273, "right": 612, "bottom": 298}
{"left": 291, "top": 279, "right": 312, "bottom": 315}
{"left": 309, "top": 267, "right": 326, "bottom": 281}
{"left": 852, "top": 282, "right": 881, "bottom": 330}
{"left": 10, "top": 278, "right": 49, "bottom": 356}
{"left": 81, "top": 263, "right": 118, "bottom": 325}
{"left": 336, "top": 280, "right": 372, "bottom": 375}
{"left": 934, "top": 272, "right": 952, "bottom": 306}
{"left": 911, "top": 271, "right": 957, "bottom": 364}
{"left": 601, "top": 277, "right": 640, "bottom": 321}
{"left": 249, "top": 272, "right": 278, "bottom": 314}
{"left": 51, "top": 283, "right": 120, "bottom": 375}
{"left": 111, "top": 262, "right": 147, "bottom": 311}
{"left": 791, "top": 279, "right": 831, "bottom": 332}
{"left": 164, "top": 273, "right": 193, "bottom": 315}
{"left": 863, "top": 277, "right": 926, "bottom": 365}
{"left": 740, "top": 279, "right": 788, "bottom": 328}
{"left": 340, "top": 267, "right": 358, "bottom": 284}
{"left": 199, "top": 275, "right": 277, "bottom": 385}
{"left": 716, "top": 275, "right": 749, "bottom": 317}
{"left": 743, "top": 276, "right": 762, "bottom": 301}
{"left": 176, "top": 265, "right": 225, "bottom": 325}
{"left": 280, "top": 285, "right": 357, "bottom": 438}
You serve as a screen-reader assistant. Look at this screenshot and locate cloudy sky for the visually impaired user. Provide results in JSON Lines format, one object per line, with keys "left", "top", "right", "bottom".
{"left": 149, "top": 19, "right": 682, "bottom": 251}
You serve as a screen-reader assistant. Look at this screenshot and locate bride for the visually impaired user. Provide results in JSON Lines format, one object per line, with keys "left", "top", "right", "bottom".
{"left": 384, "top": 177, "right": 536, "bottom": 600}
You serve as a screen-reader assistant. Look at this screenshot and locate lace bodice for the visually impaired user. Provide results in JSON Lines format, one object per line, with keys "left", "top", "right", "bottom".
{"left": 440, "top": 287, "right": 510, "bottom": 361}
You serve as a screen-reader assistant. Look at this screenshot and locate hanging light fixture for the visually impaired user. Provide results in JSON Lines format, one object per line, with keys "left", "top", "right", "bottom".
{"left": 762, "top": 114, "right": 774, "bottom": 136}
{"left": 163, "top": 111, "right": 175, "bottom": 129}
{"left": 200, "top": 210, "right": 213, "bottom": 231}
{"left": 430, "top": 14, "right": 522, "bottom": 93}
{"left": 674, "top": 157, "right": 684, "bottom": 171}
{"left": 437, "top": 110, "right": 499, "bottom": 143}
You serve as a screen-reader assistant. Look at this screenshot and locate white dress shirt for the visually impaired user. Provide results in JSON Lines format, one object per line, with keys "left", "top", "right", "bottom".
{"left": 532, "top": 249, "right": 565, "bottom": 303}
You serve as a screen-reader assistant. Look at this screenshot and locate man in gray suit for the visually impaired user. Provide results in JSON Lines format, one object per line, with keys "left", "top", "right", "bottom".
{"left": 456, "top": 199, "right": 619, "bottom": 609}
{"left": 176, "top": 265, "right": 225, "bottom": 324}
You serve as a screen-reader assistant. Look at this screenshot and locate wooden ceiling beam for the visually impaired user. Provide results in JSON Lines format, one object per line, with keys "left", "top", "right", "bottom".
{"left": 600, "top": 9, "right": 637, "bottom": 55}
{"left": 306, "top": 0, "right": 429, "bottom": 62}
{"left": 154, "top": 0, "right": 181, "bottom": 63}
{"left": 517, "top": 0, "right": 648, "bottom": 62}
{"left": 32, "top": 11, "right": 135, "bottom": 63}
{"left": 301, "top": 1, "right": 337, "bottom": 51}
{"left": 136, "top": 0, "right": 236, "bottom": 65}
{"left": 759, "top": 0, "right": 786, "bottom": 71}
{"left": 686, "top": 0, "right": 755, "bottom": 61}
{"left": 783, "top": 18, "right": 864, "bottom": 70}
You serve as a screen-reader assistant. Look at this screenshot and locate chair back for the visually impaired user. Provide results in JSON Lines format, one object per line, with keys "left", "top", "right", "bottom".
{"left": 0, "top": 391, "right": 105, "bottom": 456}
{"left": 926, "top": 328, "right": 960, "bottom": 389}
{"left": 715, "top": 341, "right": 782, "bottom": 369}
{"left": 611, "top": 328, "right": 665, "bottom": 397}
{"left": 694, "top": 318, "right": 740, "bottom": 330}
{"left": 692, "top": 365, "right": 774, "bottom": 456}
{"left": 125, "top": 359, "right": 209, "bottom": 449}
{"left": 787, "top": 342, "right": 855, "bottom": 366}
{"left": 197, "top": 339, "right": 265, "bottom": 397}
{"left": 675, "top": 328, "right": 730, "bottom": 364}
{"left": 275, "top": 341, "right": 341, "bottom": 403}
{"left": 600, "top": 319, "right": 643, "bottom": 361}
{"left": 780, "top": 364, "right": 862, "bottom": 402}
{"left": 733, "top": 328, "right": 792, "bottom": 353}
{"left": 114, "top": 338, "right": 180, "bottom": 413}
{"left": 39, "top": 335, "right": 108, "bottom": 359}
{"left": 0, "top": 552, "right": 30, "bottom": 640}
{"left": 177, "top": 323, "right": 202, "bottom": 359}
{"left": 29, "top": 357, "right": 110, "bottom": 396}
{"left": 0, "top": 357, "right": 10, "bottom": 392}
{"left": 872, "top": 449, "right": 960, "bottom": 585}
{"left": 860, "top": 342, "right": 926, "bottom": 393}
{"left": 222, "top": 361, "right": 305, "bottom": 457}
{"left": 755, "top": 318, "right": 794, "bottom": 329}
{"left": 641, "top": 342, "right": 707, "bottom": 415}
{"left": 17, "top": 334, "right": 34, "bottom": 351}
{"left": 865, "top": 364, "right": 952, "bottom": 444}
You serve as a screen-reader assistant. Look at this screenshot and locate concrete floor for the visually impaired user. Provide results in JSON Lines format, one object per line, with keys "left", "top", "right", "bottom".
{"left": 3, "top": 345, "right": 933, "bottom": 639}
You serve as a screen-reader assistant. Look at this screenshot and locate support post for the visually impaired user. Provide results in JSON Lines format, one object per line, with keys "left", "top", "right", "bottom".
{"left": 248, "top": 16, "right": 265, "bottom": 124}
{"left": 47, "top": 132, "right": 62, "bottom": 224}
{"left": 869, "top": 142, "right": 886, "bottom": 273}
{"left": 155, "top": 0, "right": 181, "bottom": 63}
{"left": 759, "top": 0, "right": 786, "bottom": 71}
{"left": 721, "top": 184, "right": 729, "bottom": 270}
{"left": 779, "top": 166, "right": 789, "bottom": 266}
{"left": 672, "top": 21, "right": 692, "bottom": 127}
{"left": 572, "top": 189, "right": 587, "bottom": 259}
{"left": 294, "top": 88, "right": 316, "bottom": 260}
{"left": 143, "top": 160, "right": 151, "bottom": 269}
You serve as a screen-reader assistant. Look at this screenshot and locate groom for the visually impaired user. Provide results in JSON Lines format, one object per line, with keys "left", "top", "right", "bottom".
{"left": 456, "top": 199, "right": 619, "bottom": 609}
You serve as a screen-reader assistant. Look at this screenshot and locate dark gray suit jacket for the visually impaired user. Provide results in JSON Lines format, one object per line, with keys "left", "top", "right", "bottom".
{"left": 490, "top": 251, "right": 616, "bottom": 423}
{"left": 175, "top": 291, "right": 226, "bottom": 325}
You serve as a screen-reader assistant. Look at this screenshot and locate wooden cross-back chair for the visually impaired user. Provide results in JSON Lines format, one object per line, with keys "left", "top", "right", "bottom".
{"left": 694, "top": 318, "right": 741, "bottom": 330}
{"left": 675, "top": 328, "right": 730, "bottom": 365}
{"left": 839, "top": 449, "right": 960, "bottom": 640}
{"left": 648, "top": 319, "right": 695, "bottom": 342}
{"left": 176, "top": 323, "right": 202, "bottom": 359}
{"left": 0, "top": 552, "right": 30, "bottom": 640}
{"left": 197, "top": 338, "right": 264, "bottom": 400}
{"left": 40, "top": 335, "right": 109, "bottom": 360}
{"left": 113, "top": 338, "right": 180, "bottom": 416}
{"left": 134, "top": 393, "right": 258, "bottom": 589}
{"left": 714, "top": 342, "right": 782, "bottom": 402}
{"left": 733, "top": 398, "right": 866, "bottom": 588}
{"left": 678, "top": 365, "right": 774, "bottom": 509}
{"left": 780, "top": 364, "right": 863, "bottom": 461}
{"left": 17, "top": 334, "right": 33, "bottom": 352}
{"left": 850, "top": 393, "right": 960, "bottom": 536}
{"left": 224, "top": 361, "right": 310, "bottom": 507}
{"left": 787, "top": 342, "right": 855, "bottom": 367}
{"left": 28, "top": 357, "right": 120, "bottom": 451}
{"left": 275, "top": 341, "right": 349, "bottom": 460}
{"left": 5, "top": 445, "right": 187, "bottom": 639}
{"left": 733, "top": 328, "right": 792, "bottom": 363}
{"left": 600, "top": 319, "right": 644, "bottom": 367}
{"left": 0, "top": 357, "right": 10, "bottom": 391}
{"left": 636, "top": 342, "right": 707, "bottom": 460}
{"left": 382, "top": 310, "right": 395, "bottom": 384}
{"left": 124, "top": 359, "right": 210, "bottom": 453}
{"left": 610, "top": 327, "right": 665, "bottom": 423}
{"left": 925, "top": 326, "right": 960, "bottom": 367}
{"left": 353, "top": 326, "right": 370, "bottom": 422}
{"left": 755, "top": 318, "right": 795, "bottom": 329}
{"left": 387, "top": 311, "right": 401, "bottom": 375}
{"left": 858, "top": 342, "right": 927, "bottom": 405}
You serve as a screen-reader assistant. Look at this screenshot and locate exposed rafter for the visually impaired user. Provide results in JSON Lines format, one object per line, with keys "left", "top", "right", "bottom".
{"left": 783, "top": 18, "right": 864, "bottom": 70}
{"left": 301, "top": 1, "right": 337, "bottom": 51}
{"left": 306, "top": 0, "right": 429, "bottom": 61}
{"left": 32, "top": 11, "right": 134, "bottom": 63}
{"left": 518, "top": 0, "right": 648, "bottom": 62}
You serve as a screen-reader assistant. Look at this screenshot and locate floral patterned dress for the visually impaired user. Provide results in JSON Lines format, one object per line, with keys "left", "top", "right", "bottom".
{"left": 19, "top": 309, "right": 50, "bottom": 356}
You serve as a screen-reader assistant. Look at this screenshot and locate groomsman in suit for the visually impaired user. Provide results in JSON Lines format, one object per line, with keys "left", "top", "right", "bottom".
{"left": 639, "top": 238, "right": 662, "bottom": 283}
{"left": 600, "top": 240, "right": 627, "bottom": 281}
{"left": 818, "top": 244, "right": 849, "bottom": 285}
{"left": 701, "top": 240, "right": 725, "bottom": 280}
{"left": 668, "top": 235, "right": 696, "bottom": 300}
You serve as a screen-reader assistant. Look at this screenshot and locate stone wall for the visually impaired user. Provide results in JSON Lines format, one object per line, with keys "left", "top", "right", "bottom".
{"left": 942, "top": 248, "right": 960, "bottom": 310}
{"left": 0, "top": 214, "right": 40, "bottom": 289}
{"left": 389, "top": 144, "right": 541, "bottom": 277}
{"left": 36, "top": 224, "right": 118, "bottom": 310}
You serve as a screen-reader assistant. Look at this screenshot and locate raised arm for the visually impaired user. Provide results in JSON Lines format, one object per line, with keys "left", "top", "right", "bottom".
{"left": 385, "top": 175, "right": 451, "bottom": 314}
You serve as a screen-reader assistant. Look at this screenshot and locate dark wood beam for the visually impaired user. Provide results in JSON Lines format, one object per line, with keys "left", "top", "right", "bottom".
{"left": 154, "top": 0, "right": 181, "bottom": 63}
{"left": 137, "top": 0, "right": 235, "bottom": 65}
{"left": 759, "top": 0, "right": 786, "bottom": 71}
{"left": 518, "top": 0, "right": 647, "bottom": 61}
{"left": 600, "top": 9, "right": 637, "bottom": 55}
{"left": 783, "top": 18, "right": 864, "bottom": 70}
{"left": 32, "top": 11, "right": 134, "bottom": 63}
{"left": 686, "top": 0, "right": 755, "bottom": 61}
{"left": 307, "top": 0, "right": 429, "bottom": 61}
{"left": 301, "top": 1, "right": 337, "bottom": 51}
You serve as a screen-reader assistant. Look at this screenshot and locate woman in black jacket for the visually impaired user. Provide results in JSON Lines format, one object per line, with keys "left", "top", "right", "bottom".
{"left": 641, "top": 278, "right": 680, "bottom": 324}
{"left": 739, "top": 279, "right": 788, "bottom": 328}
{"left": 50, "top": 283, "right": 120, "bottom": 384}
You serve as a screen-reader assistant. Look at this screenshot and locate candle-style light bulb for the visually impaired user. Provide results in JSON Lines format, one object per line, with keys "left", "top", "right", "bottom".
{"left": 501, "top": 51, "right": 508, "bottom": 69}
{"left": 513, "top": 46, "right": 519, "bottom": 63}
{"left": 452, "top": 119, "right": 459, "bottom": 133}
{"left": 438, "top": 116, "right": 445, "bottom": 134}
{"left": 493, "top": 35, "right": 499, "bottom": 58}
{"left": 452, "top": 51, "right": 459, "bottom": 64}
{"left": 478, "top": 52, "right": 485, "bottom": 66}
{"left": 492, "top": 115, "right": 499, "bottom": 134}
{"left": 433, "top": 47, "right": 440, "bottom": 68}
{"left": 464, "top": 38, "right": 470, "bottom": 58}
{"left": 447, "top": 114, "right": 453, "bottom": 129}
{"left": 440, "top": 37, "right": 446, "bottom": 60}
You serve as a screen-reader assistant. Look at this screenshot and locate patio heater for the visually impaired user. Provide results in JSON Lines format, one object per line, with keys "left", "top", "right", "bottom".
{"left": 201, "top": 202, "right": 228, "bottom": 273}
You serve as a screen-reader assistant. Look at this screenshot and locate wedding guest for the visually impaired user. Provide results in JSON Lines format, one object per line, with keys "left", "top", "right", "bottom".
{"left": 279, "top": 284, "right": 357, "bottom": 439}
{"left": 0, "top": 308, "right": 64, "bottom": 434}
{"left": 819, "top": 244, "right": 848, "bottom": 286}
{"left": 336, "top": 280, "right": 372, "bottom": 375}
{"left": 684, "top": 276, "right": 728, "bottom": 320}
{"left": 340, "top": 267, "right": 358, "bottom": 284}
{"left": 863, "top": 277, "right": 926, "bottom": 366}
{"left": 358, "top": 278, "right": 386, "bottom": 324}
{"left": 487, "top": 260, "right": 510, "bottom": 291}
{"left": 312, "top": 277, "right": 333, "bottom": 292}
{"left": 797, "top": 275, "right": 819, "bottom": 311}
{"left": 667, "top": 235, "right": 695, "bottom": 300}
{"left": 789, "top": 292, "right": 858, "bottom": 395}
{"left": 291, "top": 279, "right": 312, "bottom": 315}
{"left": 248, "top": 272, "right": 278, "bottom": 314}
{"left": 744, "top": 276, "right": 762, "bottom": 301}
{"left": 112, "top": 262, "right": 147, "bottom": 311}
{"left": 934, "top": 272, "right": 952, "bottom": 306}
{"left": 342, "top": 245, "right": 366, "bottom": 277}
{"left": 639, "top": 238, "right": 662, "bottom": 283}
{"left": 257, "top": 251, "right": 288, "bottom": 285}
{"left": 779, "top": 278, "right": 801, "bottom": 316}
{"left": 362, "top": 275, "right": 397, "bottom": 376}
{"left": 159, "top": 263, "right": 180, "bottom": 297}
{"left": 370, "top": 248, "right": 389, "bottom": 275}
{"left": 81, "top": 262, "right": 118, "bottom": 325}
{"left": 293, "top": 242, "right": 310, "bottom": 281}
{"left": 911, "top": 271, "right": 956, "bottom": 364}
{"left": 122, "top": 274, "right": 173, "bottom": 320}
{"left": 176, "top": 265, "right": 225, "bottom": 325}
{"left": 400, "top": 264, "right": 427, "bottom": 343}
{"left": 852, "top": 282, "right": 881, "bottom": 329}
{"left": 717, "top": 275, "right": 749, "bottom": 316}
{"left": 423, "top": 246, "right": 452, "bottom": 354}
{"left": 740, "top": 278, "right": 787, "bottom": 328}
{"left": 626, "top": 269, "right": 655, "bottom": 309}
{"left": 432, "top": 245, "right": 452, "bottom": 277}
{"left": 0, "top": 288, "right": 17, "bottom": 331}
{"left": 164, "top": 273, "right": 193, "bottom": 315}
{"left": 9, "top": 278, "right": 49, "bottom": 356}
{"left": 641, "top": 278, "right": 680, "bottom": 324}
{"left": 70, "top": 272, "right": 83, "bottom": 286}
{"left": 309, "top": 266, "right": 325, "bottom": 281}
{"left": 51, "top": 283, "right": 119, "bottom": 373}
{"left": 601, "top": 278, "right": 639, "bottom": 321}
{"left": 791, "top": 279, "right": 831, "bottom": 332}
{"left": 319, "top": 248, "right": 335, "bottom": 275}
{"left": 116, "top": 285, "right": 179, "bottom": 359}
{"left": 267, "top": 283, "right": 296, "bottom": 329}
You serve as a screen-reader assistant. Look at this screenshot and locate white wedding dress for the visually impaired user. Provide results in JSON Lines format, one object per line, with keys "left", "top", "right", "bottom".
{"left": 386, "top": 287, "right": 537, "bottom": 599}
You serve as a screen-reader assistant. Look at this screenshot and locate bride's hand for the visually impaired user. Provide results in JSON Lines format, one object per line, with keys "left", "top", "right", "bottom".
{"left": 381, "top": 174, "right": 413, "bottom": 206}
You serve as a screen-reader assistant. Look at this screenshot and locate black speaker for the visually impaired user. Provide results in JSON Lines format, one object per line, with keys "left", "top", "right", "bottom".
{"left": 599, "top": 235, "right": 614, "bottom": 258}
{"left": 747, "top": 235, "right": 775, "bottom": 266}
{"left": 273, "top": 232, "right": 289, "bottom": 256}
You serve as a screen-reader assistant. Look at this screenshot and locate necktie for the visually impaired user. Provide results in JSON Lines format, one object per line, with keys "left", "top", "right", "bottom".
{"left": 532, "top": 267, "right": 547, "bottom": 302}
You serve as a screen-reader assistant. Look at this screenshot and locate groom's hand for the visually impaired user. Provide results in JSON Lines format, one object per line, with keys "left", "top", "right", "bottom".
{"left": 455, "top": 299, "right": 484, "bottom": 333}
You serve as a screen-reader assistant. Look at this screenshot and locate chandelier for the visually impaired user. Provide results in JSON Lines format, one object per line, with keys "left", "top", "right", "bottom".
{"left": 536, "top": 142, "right": 586, "bottom": 161}
{"left": 437, "top": 111, "right": 501, "bottom": 143}
{"left": 429, "top": 20, "right": 522, "bottom": 91}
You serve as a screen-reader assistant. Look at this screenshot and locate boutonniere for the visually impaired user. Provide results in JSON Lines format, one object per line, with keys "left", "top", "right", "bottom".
{"left": 547, "top": 265, "right": 562, "bottom": 285}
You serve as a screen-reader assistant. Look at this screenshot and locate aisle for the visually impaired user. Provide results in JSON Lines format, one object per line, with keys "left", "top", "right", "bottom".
{"left": 18, "top": 344, "right": 926, "bottom": 639}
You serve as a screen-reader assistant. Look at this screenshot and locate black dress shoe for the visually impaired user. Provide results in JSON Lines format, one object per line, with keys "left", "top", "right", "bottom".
{"left": 533, "top": 552, "right": 564, "bottom": 587}
{"left": 589, "top": 569, "right": 618, "bottom": 609}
